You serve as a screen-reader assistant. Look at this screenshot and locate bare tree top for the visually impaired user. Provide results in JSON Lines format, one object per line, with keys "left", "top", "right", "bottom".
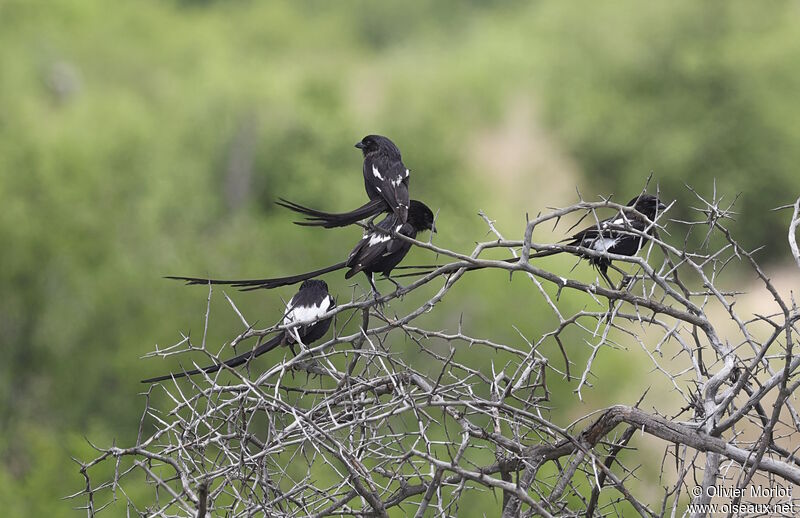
{"left": 73, "top": 187, "right": 800, "bottom": 517}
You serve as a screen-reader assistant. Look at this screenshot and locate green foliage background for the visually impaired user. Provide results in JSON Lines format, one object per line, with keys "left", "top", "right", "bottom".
{"left": 1, "top": 0, "right": 798, "bottom": 515}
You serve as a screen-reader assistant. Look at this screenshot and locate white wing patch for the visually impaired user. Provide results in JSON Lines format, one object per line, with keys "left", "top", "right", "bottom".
{"left": 602, "top": 217, "right": 625, "bottom": 229}
{"left": 367, "top": 232, "right": 392, "bottom": 246}
{"left": 285, "top": 296, "right": 332, "bottom": 325}
{"left": 591, "top": 237, "right": 619, "bottom": 252}
{"left": 372, "top": 165, "right": 384, "bottom": 181}
{"left": 405, "top": 168, "right": 410, "bottom": 178}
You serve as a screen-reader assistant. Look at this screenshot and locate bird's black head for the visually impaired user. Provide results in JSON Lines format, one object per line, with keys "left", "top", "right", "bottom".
{"left": 626, "top": 193, "right": 667, "bottom": 220}
{"left": 355, "top": 134, "right": 402, "bottom": 159}
{"left": 407, "top": 200, "right": 436, "bottom": 233}
{"left": 299, "top": 279, "right": 329, "bottom": 294}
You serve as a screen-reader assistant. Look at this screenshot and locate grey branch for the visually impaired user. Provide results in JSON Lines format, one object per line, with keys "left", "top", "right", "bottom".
{"left": 73, "top": 186, "right": 800, "bottom": 517}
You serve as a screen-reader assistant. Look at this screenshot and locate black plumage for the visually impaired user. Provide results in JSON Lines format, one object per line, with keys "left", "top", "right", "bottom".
{"left": 141, "top": 280, "right": 334, "bottom": 383}
{"left": 276, "top": 135, "right": 411, "bottom": 228}
{"left": 167, "top": 200, "right": 435, "bottom": 297}
{"left": 400, "top": 194, "right": 666, "bottom": 287}
{"left": 534, "top": 194, "right": 666, "bottom": 284}
{"left": 531, "top": 194, "right": 667, "bottom": 284}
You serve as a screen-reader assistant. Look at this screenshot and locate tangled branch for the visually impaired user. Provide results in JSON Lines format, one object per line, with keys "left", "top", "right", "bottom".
{"left": 73, "top": 190, "right": 800, "bottom": 517}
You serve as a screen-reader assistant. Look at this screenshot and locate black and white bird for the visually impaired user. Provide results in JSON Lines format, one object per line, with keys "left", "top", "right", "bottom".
{"left": 534, "top": 193, "right": 667, "bottom": 285}
{"left": 399, "top": 194, "right": 666, "bottom": 287}
{"left": 276, "top": 135, "right": 411, "bottom": 228}
{"left": 141, "top": 280, "right": 334, "bottom": 383}
{"left": 167, "top": 200, "right": 435, "bottom": 297}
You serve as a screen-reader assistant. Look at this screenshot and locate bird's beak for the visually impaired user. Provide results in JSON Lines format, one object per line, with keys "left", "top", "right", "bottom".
{"left": 354, "top": 142, "right": 364, "bottom": 149}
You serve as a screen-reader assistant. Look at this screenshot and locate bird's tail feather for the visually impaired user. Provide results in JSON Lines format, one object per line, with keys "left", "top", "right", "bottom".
{"left": 237, "top": 262, "right": 347, "bottom": 291}
{"left": 141, "top": 333, "right": 285, "bottom": 383}
{"left": 276, "top": 198, "right": 385, "bottom": 228}
{"left": 166, "top": 261, "right": 348, "bottom": 291}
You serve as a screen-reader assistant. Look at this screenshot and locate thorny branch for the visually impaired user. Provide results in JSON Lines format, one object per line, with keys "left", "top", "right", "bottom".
{"left": 73, "top": 188, "right": 800, "bottom": 517}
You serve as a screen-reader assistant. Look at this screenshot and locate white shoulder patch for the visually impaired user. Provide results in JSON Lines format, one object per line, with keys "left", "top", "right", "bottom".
{"left": 592, "top": 237, "right": 619, "bottom": 252}
{"left": 285, "top": 296, "right": 331, "bottom": 325}
{"left": 367, "top": 232, "right": 392, "bottom": 246}
{"left": 372, "top": 165, "right": 384, "bottom": 181}
{"left": 602, "top": 217, "right": 625, "bottom": 229}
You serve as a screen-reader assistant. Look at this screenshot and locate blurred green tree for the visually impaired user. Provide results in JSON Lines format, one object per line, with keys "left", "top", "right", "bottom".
{"left": 1, "top": 0, "right": 798, "bottom": 515}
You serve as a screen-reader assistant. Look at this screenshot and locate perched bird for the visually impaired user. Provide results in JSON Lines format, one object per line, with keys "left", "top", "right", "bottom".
{"left": 533, "top": 193, "right": 667, "bottom": 285}
{"left": 399, "top": 194, "right": 666, "bottom": 287}
{"left": 141, "top": 280, "right": 334, "bottom": 383}
{"left": 168, "top": 200, "right": 436, "bottom": 297}
{"left": 277, "top": 135, "right": 411, "bottom": 228}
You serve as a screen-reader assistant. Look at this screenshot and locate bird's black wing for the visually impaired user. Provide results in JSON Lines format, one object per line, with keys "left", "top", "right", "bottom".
{"left": 276, "top": 198, "right": 386, "bottom": 228}
{"left": 560, "top": 213, "right": 658, "bottom": 264}
{"left": 562, "top": 215, "right": 628, "bottom": 247}
{"left": 344, "top": 231, "right": 393, "bottom": 279}
{"left": 365, "top": 153, "right": 410, "bottom": 223}
{"left": 166, "top": 261, "right": 347, "bottom": 291}
{"left": 344, "top": 216, "right": 408, "bottom": 278}
{"left": 141, "top": 332, "right": 285, "bottom": 383}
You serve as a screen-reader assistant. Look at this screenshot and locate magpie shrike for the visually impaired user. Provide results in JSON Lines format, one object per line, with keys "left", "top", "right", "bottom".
{"left": 141, "top": 280, "right": 334, "bottom": 383}
{"left": 537, "top": 193, "right": 667, "bottom": 285}
{"left": 399, "top": 194, "right": 666, "bottom": 287}
{"left": 167, "top": 200, "right": 435, "bottom": 297}
{"left": 276, "top": 135, "right": 411, "bottom": 228}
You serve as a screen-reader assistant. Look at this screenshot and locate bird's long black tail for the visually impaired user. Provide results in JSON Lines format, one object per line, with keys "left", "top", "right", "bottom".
{"left": 276, "top": 198, "right": 386, "bottom": 228}
{"left": 166, "top": 261, "right": 348, "bottom": 291}
{"left": 141, "top": 332, "right": 285, "bottom": 383}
